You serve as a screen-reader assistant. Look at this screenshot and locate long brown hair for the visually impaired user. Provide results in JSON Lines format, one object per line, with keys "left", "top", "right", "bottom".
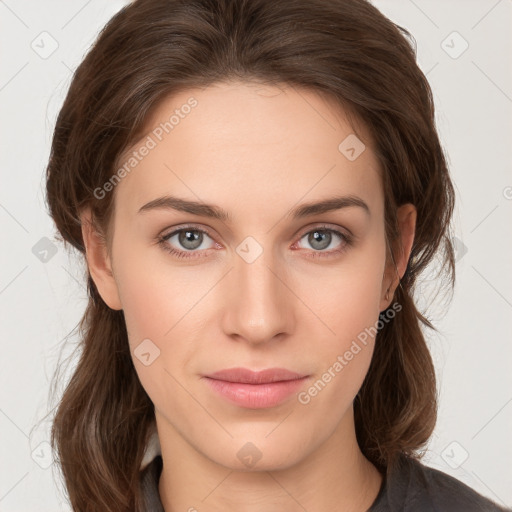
{"left": 45, "top": 0, "right": 455, "bottom": 509}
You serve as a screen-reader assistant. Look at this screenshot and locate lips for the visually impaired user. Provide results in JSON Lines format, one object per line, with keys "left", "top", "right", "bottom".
{"left": 205, "top": 367, "right": 308, "bottom": 384}
{"left": 202, "top": 367, "right": 310, "bottom": 409}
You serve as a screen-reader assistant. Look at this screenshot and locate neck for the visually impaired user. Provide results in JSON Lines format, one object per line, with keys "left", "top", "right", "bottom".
{"left": 156, "top": 407, "right": 383, "bottom": 512}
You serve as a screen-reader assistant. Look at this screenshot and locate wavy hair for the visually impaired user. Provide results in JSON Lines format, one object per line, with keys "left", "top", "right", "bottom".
{"left": 45, "top": 0, "right": 456, "bottom": 509}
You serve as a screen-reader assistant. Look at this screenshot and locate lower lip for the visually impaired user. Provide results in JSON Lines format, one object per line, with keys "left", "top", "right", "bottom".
{"left": 203, "top": 377, "right": 309, "bottom": 409}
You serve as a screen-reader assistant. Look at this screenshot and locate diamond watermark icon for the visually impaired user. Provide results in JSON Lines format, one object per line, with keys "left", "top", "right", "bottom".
{"left": 31, "top": 441, "right": 54, "bottom": 469}
{"left": 452, "top": 236, "right": 468, "bottom": 263}
{"left": 441, "top": 441, "right": 469, "bottom": 469}
{"left": 441, "top": 31, "right": 469, "bottom": 59}
{"left": 236, "top": 236, "right": 263, "bottom": 264}
{"left": 32, "top": 237, "right": 58, "bottom": 263}
{"left": 134, "top": 338, "right": 161, "bottom": 366}
{"left": 31, "top": 31, "right": 59, "bottom": 59}
{"left": 236, "top": 442, "right": 263, "bottom": 468}
{"left": 338, "top": 134, "right": 366, "bottom": 161}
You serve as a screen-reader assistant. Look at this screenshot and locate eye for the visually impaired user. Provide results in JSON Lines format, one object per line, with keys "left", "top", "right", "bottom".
{"left": 293, "top": 225, "right": 353, "bottom": 258}
{"left": 158, "top": 226, "right": 216, "bottom": 259}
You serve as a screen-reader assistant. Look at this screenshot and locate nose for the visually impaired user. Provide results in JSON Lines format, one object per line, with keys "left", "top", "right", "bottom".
{"left": 221, "top": 242, "right": 296, "bottom": 346}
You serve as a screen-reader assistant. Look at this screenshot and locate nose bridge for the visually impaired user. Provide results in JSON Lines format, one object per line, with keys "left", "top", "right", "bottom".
{"left": 223, "top": 236, "right": 294, "bottom": 343}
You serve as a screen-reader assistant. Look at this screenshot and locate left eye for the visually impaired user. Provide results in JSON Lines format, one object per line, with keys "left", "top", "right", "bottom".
{"left": 295, "top": 228, "right": 349, "bottom": 253}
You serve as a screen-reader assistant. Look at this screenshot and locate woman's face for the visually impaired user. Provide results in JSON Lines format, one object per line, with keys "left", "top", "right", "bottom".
{"left": 90, "top": 81, "right": 402, "bottom": 470}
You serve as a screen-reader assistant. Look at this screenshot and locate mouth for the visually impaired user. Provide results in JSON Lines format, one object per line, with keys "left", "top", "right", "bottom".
{"left": 201, "top": 367, "right": 310, "bottom": 409}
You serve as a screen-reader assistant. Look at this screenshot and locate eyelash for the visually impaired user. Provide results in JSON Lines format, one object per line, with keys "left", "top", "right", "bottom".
{"left": 157, "top": 224, "right": 354, "bottom": 260}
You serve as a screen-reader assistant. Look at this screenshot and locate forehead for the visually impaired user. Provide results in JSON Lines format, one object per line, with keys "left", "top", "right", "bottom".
{"left": 113, "top": 81, "right": 383, "bottom": 222}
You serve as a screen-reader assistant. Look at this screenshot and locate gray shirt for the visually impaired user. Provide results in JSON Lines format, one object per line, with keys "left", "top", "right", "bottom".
{"left": 140, "top": 453, "right": 510, "bottom": 511}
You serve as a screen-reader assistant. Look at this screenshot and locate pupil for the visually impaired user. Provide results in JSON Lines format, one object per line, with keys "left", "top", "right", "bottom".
{"left": 310, "top": 230, "right": 330, "bottom": 250}
{"left": 180, "top": 230, "right": 202, "bottom": 249}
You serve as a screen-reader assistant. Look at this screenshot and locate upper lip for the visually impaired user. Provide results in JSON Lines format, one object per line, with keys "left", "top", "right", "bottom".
{"left": 204, "top": 367, "right": 308, "bottom": 384}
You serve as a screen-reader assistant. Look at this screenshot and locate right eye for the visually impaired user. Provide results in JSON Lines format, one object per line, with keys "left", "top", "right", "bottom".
{"left": 158, "top": 226, "right": 217, "bottom": 259}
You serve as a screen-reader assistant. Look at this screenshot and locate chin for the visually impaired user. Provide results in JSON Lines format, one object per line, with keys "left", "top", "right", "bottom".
{"left": 200, "top": 433, "right": 312, "bottom": 473}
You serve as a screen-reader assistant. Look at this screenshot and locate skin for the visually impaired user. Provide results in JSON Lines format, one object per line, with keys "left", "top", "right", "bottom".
{"left": 81, "top": 81, "right": 416, "bottom": 512}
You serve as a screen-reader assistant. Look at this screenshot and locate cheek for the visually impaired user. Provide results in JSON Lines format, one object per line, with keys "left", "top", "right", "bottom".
{"left": 118, "top": 271, "right": 173, "bottom": 344}
{"left": 304, "top": 234, "right": 386, "bottom": 348}
{"left": 109, "top": 235, "right": 178, "bottom": 359}
{"left": 298, "top": 285, "right": 381, "bottom": 417}
{"left": 111, "top": 237, "right": 212, "bottom": 393}
{"left": 112, "top": 229, "right": 196, "bottom": 342}
{"left": 299, "top": 236, "right": 386, "bottom": 398}
{"left": 115, "top": 266, "right": 195, "bottom": 411}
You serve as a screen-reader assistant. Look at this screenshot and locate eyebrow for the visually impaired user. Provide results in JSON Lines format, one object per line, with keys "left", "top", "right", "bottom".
{"left": 137, "top": 194, "right": 370, "bottom": 221}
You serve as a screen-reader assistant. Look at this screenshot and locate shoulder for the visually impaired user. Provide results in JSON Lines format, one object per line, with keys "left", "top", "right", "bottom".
{"left": 370, "top": 453, "right": 510, "bottom": 512}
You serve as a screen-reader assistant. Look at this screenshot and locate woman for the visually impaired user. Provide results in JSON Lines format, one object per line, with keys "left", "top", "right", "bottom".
{"left": 45, "top": 0, "right": 509, "bottom": 510}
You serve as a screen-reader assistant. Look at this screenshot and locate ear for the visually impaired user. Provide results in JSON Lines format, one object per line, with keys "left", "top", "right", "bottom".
{"left": 380, "top": 203, "right": 416, "bottom": 311}
{"left": 80, "top": 207, "right": 122, "bottom": 311}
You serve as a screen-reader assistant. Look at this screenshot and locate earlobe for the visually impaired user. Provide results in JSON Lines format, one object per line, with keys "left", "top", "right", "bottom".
{"left": 380, "top": 203, "right": 417, "bottom": 310}
{"left": 80, "top": 208, "right": 123, "bottom": 311}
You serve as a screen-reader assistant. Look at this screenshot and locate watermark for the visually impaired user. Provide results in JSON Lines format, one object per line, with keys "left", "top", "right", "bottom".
{"left": 93, "top": 96, "right": 198, "bottom": 200}
{"left": 440, "top": 31, "right": 469, "bottom": 60}
{"left": 236, "top": 236, "right": 264, "bottom": 264}
{"left": 134, "top": 338, "right": 161, "bottom": 366}
{"left": 31, "top": 440, "right": 54, "bottom": 469}
{"left": 236, "top": 441, "right": 263, "bottom": 468}
{"left": 338, "top": 133, "right": 366, "bottom": 161}
{"left": 31, "top": 31, "right": 59, "bottom": 60}
{"left": 452, "top": 236, "right": 468, "bottom": 262}
{"left": 32, "top": 236, "right": 58, "bottom": 263}
{"left": 441, "top": 440, "right": 469, "bottom": 469}
{"left": 297, "top": 301, "right": 402, "bottom": 405}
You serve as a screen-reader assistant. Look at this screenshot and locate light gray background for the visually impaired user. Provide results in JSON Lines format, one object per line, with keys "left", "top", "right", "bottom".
{"left": 1, "top": 0, "right": 511, "bottom": 510}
